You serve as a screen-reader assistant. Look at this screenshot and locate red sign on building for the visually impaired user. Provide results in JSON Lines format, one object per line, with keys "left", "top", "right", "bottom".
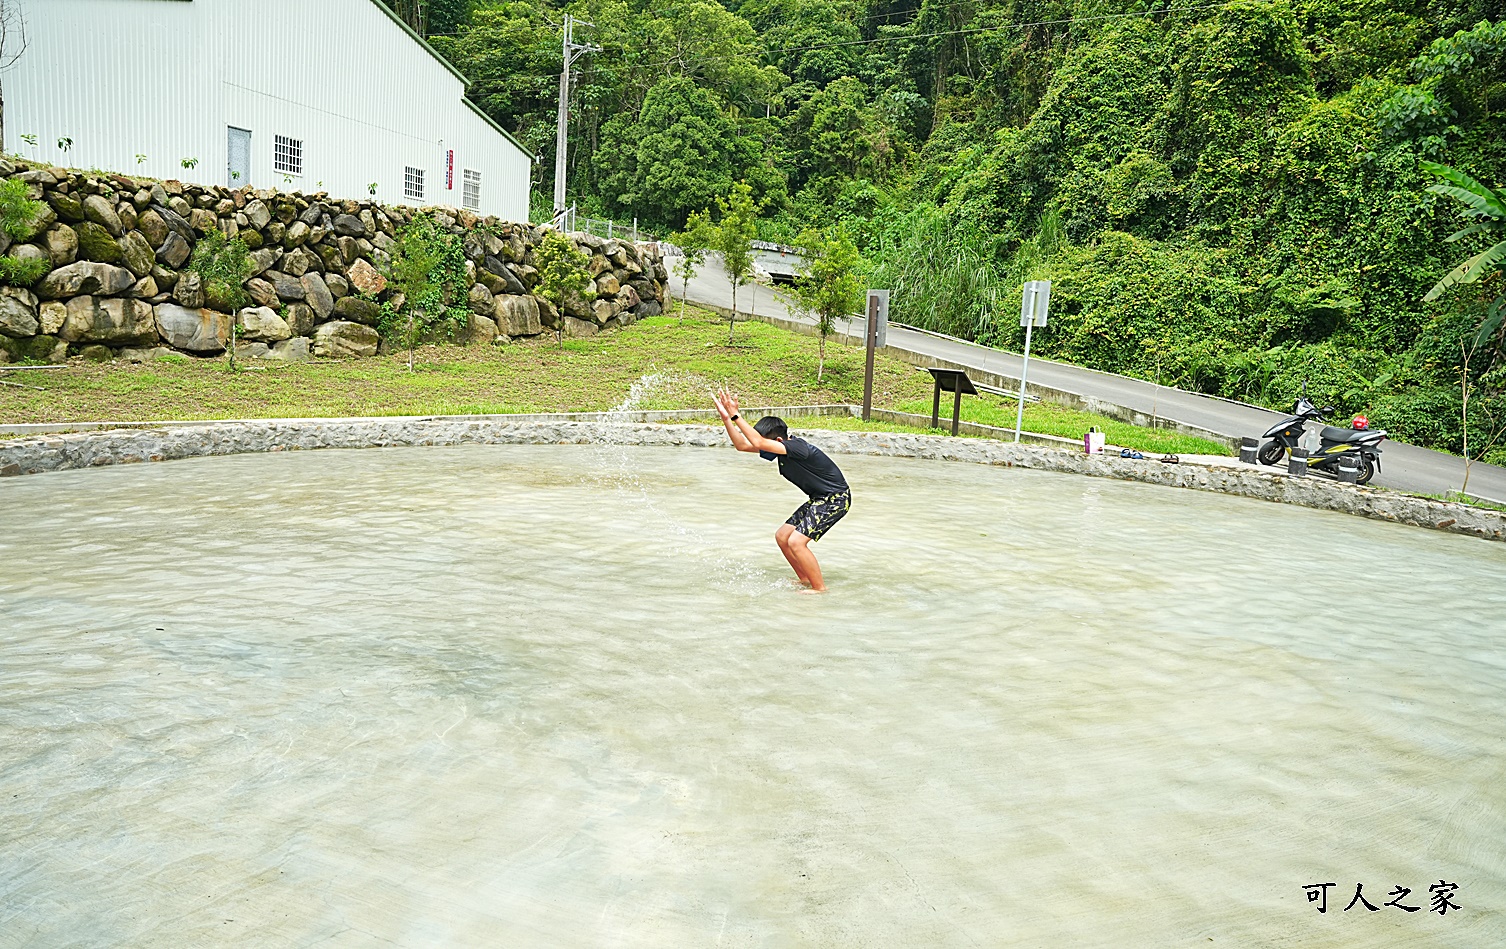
{"left": 446, "top": 150, "right": 454, "bottom": 190}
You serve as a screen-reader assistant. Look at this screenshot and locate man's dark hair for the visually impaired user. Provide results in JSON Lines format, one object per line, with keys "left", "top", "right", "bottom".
{"left": 754, "top": 416, "right": 788, "bottom": 439}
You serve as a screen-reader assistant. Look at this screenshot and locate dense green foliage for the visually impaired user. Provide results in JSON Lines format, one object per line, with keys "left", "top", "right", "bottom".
{"left": 429, "top": 0, "right": 1506, "bottom": 460}
{"left": 790, "top": 226, "right": 864, "bottom": 379}
{"left": 0, "top": 256, "right": 49, "bottom": 288}
{"left": 380, "top": 214, "right": 471, "bottom": 368}
{"left": 670, "top": 210, "right": 715, "bottom": 320}
{"left": 186, "top": 231, "right": 254, "bottom": 313}
{"left": 533, "top": 230, "right": 596, "bottom": 343}
{"left": 0, "top": 177, "right": 43, "bottom": 242}
{"left": 711, "top": 181, "right": 760, "bottom": 339}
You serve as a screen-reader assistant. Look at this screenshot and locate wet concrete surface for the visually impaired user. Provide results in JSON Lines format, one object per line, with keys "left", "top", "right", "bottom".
{"left": 2, "top": 444, "right": 1503, "bottom": 946}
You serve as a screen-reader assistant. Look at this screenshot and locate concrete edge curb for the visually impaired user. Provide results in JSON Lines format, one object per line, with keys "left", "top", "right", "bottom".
{"left": 2, "top": 416, "right": 1502, "bottom": 545}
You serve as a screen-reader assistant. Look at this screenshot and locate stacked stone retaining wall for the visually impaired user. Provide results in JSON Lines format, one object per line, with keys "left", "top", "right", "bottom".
{"left": 0, "top": 160, "right": 668, "bottom": 365}
{"left": 2, "top": 418, "right": 1501, "bottom": 544}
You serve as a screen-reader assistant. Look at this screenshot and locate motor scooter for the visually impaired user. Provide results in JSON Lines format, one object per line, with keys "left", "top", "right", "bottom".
{"left": 1257, "top": 387, "right": 1386, "bottom": 485}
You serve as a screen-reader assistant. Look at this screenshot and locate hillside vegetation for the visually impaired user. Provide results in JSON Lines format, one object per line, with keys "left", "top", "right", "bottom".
{"left": 404, "top": 0, "right": 1505, "bottom": 460}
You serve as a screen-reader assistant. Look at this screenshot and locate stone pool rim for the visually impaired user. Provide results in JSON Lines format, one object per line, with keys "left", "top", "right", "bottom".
{"left": 1, "top": 412, "right": 1502, "bottom": 544}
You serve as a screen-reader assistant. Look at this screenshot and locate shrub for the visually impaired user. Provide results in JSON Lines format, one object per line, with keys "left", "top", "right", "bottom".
{"left": 532, "top": 230, "right": 594, "bottom": 344}
{"left": 0, "top": 256, "right": 50, "bottom": 287}
{"left": 0, "top": 178, "right": 44, "bottom": 242}
{"left": 186, "top": 230, "right": 254, "bottom": 312}
{"left": 380, "top": 213, "right": 470, "bottom": 369}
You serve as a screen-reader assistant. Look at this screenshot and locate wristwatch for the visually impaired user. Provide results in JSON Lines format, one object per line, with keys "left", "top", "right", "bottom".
{"left": 730, "top": 414, "right": 740, "bottom": 421}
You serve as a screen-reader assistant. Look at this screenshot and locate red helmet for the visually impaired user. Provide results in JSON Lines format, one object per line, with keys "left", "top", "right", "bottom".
{"left": 1352, "top": 415, "right": 1369, "bottom": 430}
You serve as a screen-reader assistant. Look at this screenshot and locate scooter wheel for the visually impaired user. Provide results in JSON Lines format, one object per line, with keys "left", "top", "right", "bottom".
{"left": 1356, "top": 455, "right": 1376, "bottom": 485}
{"left": 1257, "top": 440, "right": 1286, "bottom": 466}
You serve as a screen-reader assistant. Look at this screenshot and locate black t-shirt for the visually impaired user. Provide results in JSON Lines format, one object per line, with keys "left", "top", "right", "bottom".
{"left": 761, "top": 436, "right": 849, "bottom": 499}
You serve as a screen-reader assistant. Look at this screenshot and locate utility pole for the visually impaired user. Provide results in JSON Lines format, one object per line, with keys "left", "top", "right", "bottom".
{"left": 553, "top": 13, "right": 599, "bottom": 222}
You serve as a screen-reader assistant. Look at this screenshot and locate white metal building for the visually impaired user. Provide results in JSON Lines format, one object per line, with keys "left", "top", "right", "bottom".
{"left": 6, "top": 0, "right": 534, "bottom": 222}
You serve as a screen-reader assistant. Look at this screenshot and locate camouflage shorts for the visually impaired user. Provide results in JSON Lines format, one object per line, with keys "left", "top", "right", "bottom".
{"left": 786, "top": 491, "right": 852, "bottom": 542}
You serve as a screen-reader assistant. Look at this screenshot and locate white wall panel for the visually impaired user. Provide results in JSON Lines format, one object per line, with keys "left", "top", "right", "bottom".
{"left": 8, "top": 0, "right": 532, "bottom": 220}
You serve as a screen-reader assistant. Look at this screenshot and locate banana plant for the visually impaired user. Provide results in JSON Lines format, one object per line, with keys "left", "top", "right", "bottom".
{"left": 1422, "top": 161, "right": 1506, "bottom": 348}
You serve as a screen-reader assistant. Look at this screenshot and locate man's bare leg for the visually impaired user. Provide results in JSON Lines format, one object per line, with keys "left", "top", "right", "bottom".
{"left": 775, "top": 524, "right": 815, "bottom": 587}
{"left": 783, "top": 529, "right": 826, "bottom": 593}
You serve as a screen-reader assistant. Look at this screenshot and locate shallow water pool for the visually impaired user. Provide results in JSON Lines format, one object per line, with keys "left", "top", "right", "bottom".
{"left": 2, "top": 443, "right": 1504, "bottom": 946}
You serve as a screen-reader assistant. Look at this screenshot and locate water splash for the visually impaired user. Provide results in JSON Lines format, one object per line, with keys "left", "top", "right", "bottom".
{"left": 592, "top": 372, "right": 784, "bottom": 595}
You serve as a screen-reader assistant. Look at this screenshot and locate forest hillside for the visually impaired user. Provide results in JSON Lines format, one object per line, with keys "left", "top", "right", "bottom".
{"left": 390, "top": 0, "right": 1506, "bottom": 459}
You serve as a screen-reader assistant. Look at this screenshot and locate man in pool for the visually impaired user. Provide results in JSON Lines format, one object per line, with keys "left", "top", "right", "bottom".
{"left": 713, "top": 390, "right": 851, "bottom": 593}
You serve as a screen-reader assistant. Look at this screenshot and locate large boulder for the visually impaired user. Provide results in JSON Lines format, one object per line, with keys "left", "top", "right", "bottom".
{"left": 237, "top": 306, "right": 292, "bottom": 342}
{"left": 333, "top": 295, "right": 381, "bottom": 326}
{"left": 0, "top": 288, "right": 39, "bottom": 338}
{"left": 40, "top": 300, "right": 67, "bottom": 335}
{"left": 281, "top": 248, "right": 311, "bottom": 278}
{"left": 311, "top": 320, "right": 379, "bottom": 358}
{"left": 173, "top": 271, "right": 204, "bottom": 308}
{"left": 595, "top": 273, "right": 620, "bottom": 296}
{"left": 563, "top": 316, "right": 598, "bottom": 338}
{"left": 591, "top": 299, "right": 618, "bottom": 326}
{"left": 49, "top": 192, "right": 85, "bottom": 223}
{"left": 243, "top": 199, "right": 272, "bottom": 230}
{"left": 284, "top": 220, "right": 310, "bottom": 248}
{"left": 562, "top": 288, "right": 592, "bottom": 319}
{"left": 493, "top": 294, "right": 541, "bottom": 337}
{"left": 463, "top": 313, "right": 500, "bottom": 346}
{"left": 267, "top": 271, "right": 305, "bottom": 302}
{"left": 82, "top": 194, "right": 124, "bottom": 237}
{"left": 75, "top": 221, "right": 124, "bottom": 264}
{"left": 347, "top": 258, "right": 386, "bottom": 295}
{"left": 154, "top": 303, "right": 231, "bottom": 353}
{"left": 36, "top": 261, "right": 135, "bottom": 299}
{"left": 127, "top": 275, "right": 158, "bottom": 299}
{"left": 282, "top": 302, "right": 316, "bottom": 337}
{"left": 248, "top": 246, "right": 282, "bottom": 277}
{"left": 482, "top": 257, "right": 527, "bottom": 295}
{"left": 245, "top": 277, "right": 278, "bottom": 308}
{"left": 7, "top": 242, "right": 48, "bottom": 270}
{"left": 43, "top": 224, "right": 79, "bottom": 267}
{"left": 265, "top": 336, "right": 311, "bottom": 363}
{"left": 332, "top": 214, "right": 366, "bottom": 237}
{"left": 467, "top": 282, "right": 494, "bottom": 315}
{"left": 0, "top": 334, "right": 66, "bottom": 364}
{"left": 154, "top": 231, "right": 192, "bottom": 269}
{"left": 60, "top": 296, "right": 158, "bottom": 346}
{"left": 300, "top": 272, "right": 334, "bottom": 320}
{"left": 118, "top": 231, "right": 156, "bottom": 277}
{"left": 535, "top": 296, "right": 559, "bottom": 328}
{"left": 137, "top": 208, "right": 169, "bottom": 247}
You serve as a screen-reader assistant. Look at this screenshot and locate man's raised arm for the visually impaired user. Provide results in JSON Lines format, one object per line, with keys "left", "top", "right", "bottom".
{"left": 718, "top": 391, "right": 786, "bottom": 455}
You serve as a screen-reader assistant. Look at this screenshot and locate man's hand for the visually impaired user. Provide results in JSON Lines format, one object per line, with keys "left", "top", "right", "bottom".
{"left": 717, "top": 388, "right": 741, "bottom": 417}
{"left": 713, "top": 392, "right": 731, "bottom": 421}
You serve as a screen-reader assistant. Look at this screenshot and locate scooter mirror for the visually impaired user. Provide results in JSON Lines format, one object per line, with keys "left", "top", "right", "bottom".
{"left": 1320, "top": 405, "right": 1336, "bottom": 415}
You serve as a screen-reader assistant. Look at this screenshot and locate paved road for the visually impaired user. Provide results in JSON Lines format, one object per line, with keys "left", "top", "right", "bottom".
{"left": 682, "top": 258, "right": 1506, "bottom": 501}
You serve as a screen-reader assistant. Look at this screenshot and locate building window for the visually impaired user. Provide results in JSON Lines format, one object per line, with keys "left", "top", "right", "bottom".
{"left": 462, "top": 169, "right": 481, "bottom": 210}
{"left": 273, "top": 135, "right": 303, "bottom": 176}
{"left": 405, "top": 166, "right": 425, "bottom": 201}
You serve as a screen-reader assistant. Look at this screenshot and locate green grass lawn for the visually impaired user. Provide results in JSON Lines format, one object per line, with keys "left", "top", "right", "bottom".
{"left": 889, "top": 392, "right": 1234, "bottom": 455}
{"left": 0, "top": 306, "right": 1230, "bottom": 454}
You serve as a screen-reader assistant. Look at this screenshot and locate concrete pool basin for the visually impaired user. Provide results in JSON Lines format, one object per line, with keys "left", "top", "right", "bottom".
{"left": 2, "top": 443, "right": 1503, "bottom": 946}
